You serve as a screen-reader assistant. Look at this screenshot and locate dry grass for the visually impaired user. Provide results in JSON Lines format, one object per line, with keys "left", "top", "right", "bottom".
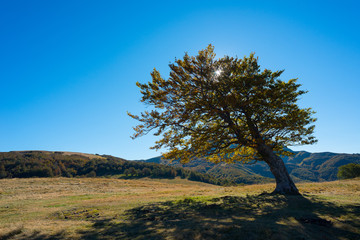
{"left": 0, "top": 177, "right": 359, "bottom": 239}
{"left": 0, "top": 178, "right": 230, "bottom": 236}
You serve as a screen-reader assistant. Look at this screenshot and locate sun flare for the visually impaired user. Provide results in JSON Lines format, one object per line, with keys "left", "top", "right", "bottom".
{"left": 215, "top": 69, "right": 222, "bottom": 76}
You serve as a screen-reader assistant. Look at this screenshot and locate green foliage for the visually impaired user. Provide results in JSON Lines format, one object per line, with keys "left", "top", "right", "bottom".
{"left": 338, "top": 163, "right": 360, "bottom": 179}
{"left": 129, "top": 45, "right": 316, "bottom": 164}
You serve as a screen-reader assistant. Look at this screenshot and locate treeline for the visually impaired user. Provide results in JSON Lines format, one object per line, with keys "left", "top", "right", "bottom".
{"left": 0, "top": 151, "right": 234, "bottom": 185}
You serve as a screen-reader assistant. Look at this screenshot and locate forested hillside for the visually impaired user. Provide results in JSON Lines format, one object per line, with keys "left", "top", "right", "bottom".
{"left": 2, "top": 150, "right": 358, "bottom": 185}
{"left": 145, "top": 151, "right": 360, "bottom": 183}
{"left": 0, "top": 151, "right": 231, "bottom": 185}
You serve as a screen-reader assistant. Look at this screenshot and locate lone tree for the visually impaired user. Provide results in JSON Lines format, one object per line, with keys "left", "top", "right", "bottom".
{"left": 128, "top": 45, "right": 316, "bottom": 194}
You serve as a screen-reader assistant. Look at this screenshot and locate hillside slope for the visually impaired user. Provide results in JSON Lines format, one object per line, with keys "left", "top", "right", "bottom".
{"left": 1, "top": 150, "right": 359, "bottom": 184}
{"left": 0, "top": 151, "right": 228, "bottom": 185}
{"left": 144, "top": 151, "right": 360, "bottom": 183}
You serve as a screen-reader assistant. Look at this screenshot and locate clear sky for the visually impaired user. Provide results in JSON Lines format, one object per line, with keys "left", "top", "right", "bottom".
{"left": 1, "top": 0, "right": 359, "bottom": 160}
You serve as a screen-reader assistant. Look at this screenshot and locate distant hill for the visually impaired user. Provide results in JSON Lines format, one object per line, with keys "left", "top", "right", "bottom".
{"left": 0, "top": 151, "right": 231, "bottom": 185}
{"left": 144, "top": 151, "right": 360, "bottom": 183}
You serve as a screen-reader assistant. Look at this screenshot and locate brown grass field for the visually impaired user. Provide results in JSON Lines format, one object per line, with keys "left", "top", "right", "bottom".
{"left": 0, "top": 177, "right": 359, "bottom": 240}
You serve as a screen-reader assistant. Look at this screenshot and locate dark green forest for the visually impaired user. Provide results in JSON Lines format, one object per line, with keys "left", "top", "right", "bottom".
{"left": 0, "top": 151, "right": 233, "bottom": 185}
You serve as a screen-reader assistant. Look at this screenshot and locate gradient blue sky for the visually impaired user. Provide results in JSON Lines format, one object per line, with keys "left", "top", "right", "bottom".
{"left": 1, "top": 0, "right": 359, "bottom": 160}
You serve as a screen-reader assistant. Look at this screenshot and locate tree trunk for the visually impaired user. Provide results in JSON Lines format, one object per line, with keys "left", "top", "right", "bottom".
{"left": 257, "top": 144, "right": 300, "bottom": 195}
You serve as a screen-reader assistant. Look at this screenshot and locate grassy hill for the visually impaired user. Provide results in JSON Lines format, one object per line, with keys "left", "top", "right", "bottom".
{"left": 145, "top": 151, "right": 360, "bottom": 183}
{"left": 0, "top": 177, "right": 359, "bottom": 239}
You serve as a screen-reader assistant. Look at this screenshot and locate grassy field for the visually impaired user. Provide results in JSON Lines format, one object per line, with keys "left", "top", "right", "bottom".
{"left": 0, "top": 177, "right": 359, "bottom": 240}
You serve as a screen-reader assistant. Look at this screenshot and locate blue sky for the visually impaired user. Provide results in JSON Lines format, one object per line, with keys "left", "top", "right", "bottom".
{"left": 1, "top": 0, "right": 359, "bottom": 159}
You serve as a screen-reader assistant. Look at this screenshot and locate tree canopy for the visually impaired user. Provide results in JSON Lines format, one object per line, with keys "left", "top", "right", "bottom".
{"left": 129, "top": 45, "right": 316, "bottom": 163}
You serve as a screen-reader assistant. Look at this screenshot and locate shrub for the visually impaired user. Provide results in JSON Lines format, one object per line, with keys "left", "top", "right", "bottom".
{"left": 337, "top": 163, "right": 360, "bottom": 179}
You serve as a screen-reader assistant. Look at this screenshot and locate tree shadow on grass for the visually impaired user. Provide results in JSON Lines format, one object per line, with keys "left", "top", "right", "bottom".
{"left": 2, "top": 194, "right": 359, "bottom": 240}
{"left": 79, "top": 194, "right": 360, "bottom": 240}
